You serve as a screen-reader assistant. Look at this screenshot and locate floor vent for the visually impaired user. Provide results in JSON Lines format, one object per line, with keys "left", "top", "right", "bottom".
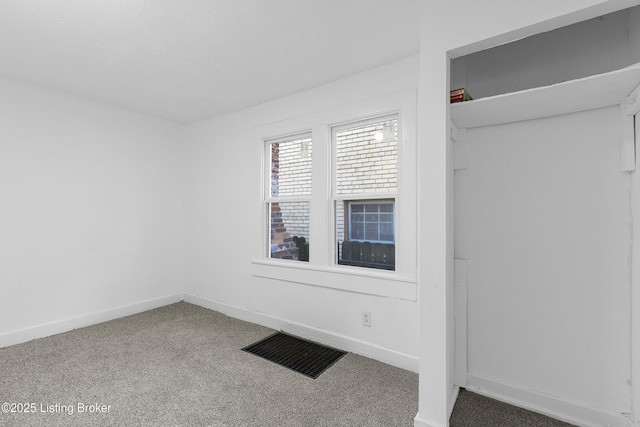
{"left": 242, "top": 332, "right": 346, "bottom": 379}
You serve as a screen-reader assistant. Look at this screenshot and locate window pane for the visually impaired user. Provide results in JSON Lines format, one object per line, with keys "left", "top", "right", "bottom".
{"left": 365, "top": 213, "right": 379, "bottom": 222}
{"left": 270, "top": 135, "right": 312, "bottom": 198}
{"left": 380, "top": 213, "right": 393, "bottom": 223}
{"left": 269, "top": 201, "right": 309, "bottom": 261}
{"left": 380, "top": 223, "right": 394, "bottom": 242}
{"left": 336, "top": 200, "right": 395, "bottom": 271}
{"left": 335, "top": 118, "right": 397, "bottom": 195}
{"left": 351, "top": 221, "right": 365, "bottom": 240}
{"left": 364, "top": 223, "right": 379, "bottom": 241}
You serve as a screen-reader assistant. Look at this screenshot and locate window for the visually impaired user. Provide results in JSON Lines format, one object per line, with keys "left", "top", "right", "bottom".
{"left": 334, "top": 117, "right": 397, "bottom": 270}
{"left": 264, "top": 134, "right": 311, "bottom": 262}
{"left": 254, "top": 89, "right": 417, "bottom": 298}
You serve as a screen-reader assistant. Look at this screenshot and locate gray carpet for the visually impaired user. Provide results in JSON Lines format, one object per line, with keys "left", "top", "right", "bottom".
{"left": 451, "top": 389, "right": 575, "bottom": 427}
{"left": 0, "top": 303, "right": 418, "bottom": 427}
{"left": 0, "top": 302, "right": 574, "bottom": 427}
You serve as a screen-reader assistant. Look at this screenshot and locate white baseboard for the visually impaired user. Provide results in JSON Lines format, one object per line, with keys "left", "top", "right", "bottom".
{"left": 449, "top": 385, "right": 460, "bottom": 418}
{"left": 413, "top": 415, "right": 437, "bottom": 427}
{"left": 182, "top": 293, "right": 282, "bottom": 330}
{"left": 411, "top": 385, "right": 459, "bottom": 427}
{"left": 413, "top": 413, "right": 447, "bottom": 427}
{"left": 0, "top": 294, "right": 184, "bottom": 349}
{"left": 183, "top": 293, "right": 419, "bottom": 373}
{"left": 466, "top": 373, "right": 634, "bottom": 427}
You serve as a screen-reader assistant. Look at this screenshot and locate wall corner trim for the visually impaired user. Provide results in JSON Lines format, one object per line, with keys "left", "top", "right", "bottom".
{"left": 453, "top": 141, "right": 467, "bottom": 171}
{"left": 450, "top": 121, "right": 466, "bottom": 142}
{"left": 621, "top": 107, "right": 637, "bottom": 172}
{"left": 453, "top": 259, "right": 468, "bottom": 386}
{"left": 451, "top": 121, "right": 468, "bottom": 171}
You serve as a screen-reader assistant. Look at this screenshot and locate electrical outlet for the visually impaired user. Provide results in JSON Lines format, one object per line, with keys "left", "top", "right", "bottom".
{"left": 362, "top": 310, "right": 371, "bottom": 327}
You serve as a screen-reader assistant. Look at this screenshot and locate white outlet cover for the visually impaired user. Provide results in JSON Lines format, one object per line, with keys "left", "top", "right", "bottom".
{"left": 362, "top": 310, "right": 371, "bottom": 327}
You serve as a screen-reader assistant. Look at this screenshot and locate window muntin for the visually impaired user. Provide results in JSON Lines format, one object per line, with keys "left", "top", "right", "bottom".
{"left": 265, "top": 134, "right": 311, "bottom": 262}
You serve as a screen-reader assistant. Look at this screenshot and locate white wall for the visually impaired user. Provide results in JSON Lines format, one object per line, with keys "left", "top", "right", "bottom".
{"left": 0, "top": 77, "right": 185, "bottom": 346}
{"left": 183, "top": 56, "right": 420, "bottom": 370}
{"left": 417, "top": 1, "right": 640, "bottom": 426}
{"left": 455, "top": 106, "right": 632, "bottom": 425}
{"left": 451, "top": 6, "right": 640, "bottom": 99}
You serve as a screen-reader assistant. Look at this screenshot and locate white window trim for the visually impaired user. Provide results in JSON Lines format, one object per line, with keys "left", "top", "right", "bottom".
{"left": 251, "top": 89, "right": 417, "bottom": 300}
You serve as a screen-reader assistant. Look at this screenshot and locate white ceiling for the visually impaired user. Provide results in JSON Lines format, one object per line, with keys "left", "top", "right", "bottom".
{"left": 0, "top": 0, "right": 421, "bottom": 123}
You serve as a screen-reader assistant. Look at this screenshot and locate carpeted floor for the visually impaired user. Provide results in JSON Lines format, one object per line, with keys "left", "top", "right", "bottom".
{"left": 450, "top": 389, "right": 575, "bottom": 427}
{"left": 0, "top": 302, "right": 574, "bottom": 427}
{"left": 0, "top": 303, "right": 418, "bottom": 427}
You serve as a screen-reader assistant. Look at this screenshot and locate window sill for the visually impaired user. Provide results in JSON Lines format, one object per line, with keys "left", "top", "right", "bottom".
{"left": 250, "top": 258, "right": 416, "bottom": 301}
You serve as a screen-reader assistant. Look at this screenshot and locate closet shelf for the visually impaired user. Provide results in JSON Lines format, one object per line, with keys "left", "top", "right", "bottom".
{"left": 450, "top": 62, "right": 640, "bottom": 129}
